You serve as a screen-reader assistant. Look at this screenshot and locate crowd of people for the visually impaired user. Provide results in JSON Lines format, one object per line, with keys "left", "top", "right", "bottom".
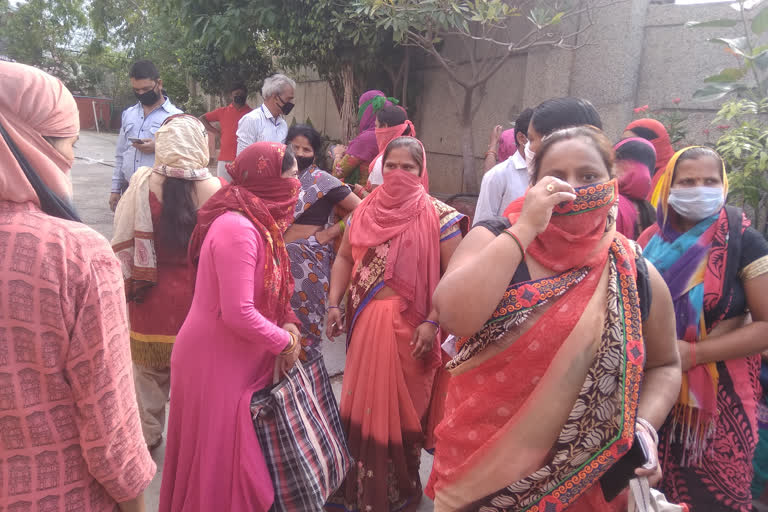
{"left": 3, "top": 56, "right": 768, "bottom": 512}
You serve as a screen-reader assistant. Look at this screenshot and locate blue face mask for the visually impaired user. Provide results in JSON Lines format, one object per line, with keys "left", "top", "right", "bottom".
{"left": 668, "top": 186, "right": 724, "bottom": 222}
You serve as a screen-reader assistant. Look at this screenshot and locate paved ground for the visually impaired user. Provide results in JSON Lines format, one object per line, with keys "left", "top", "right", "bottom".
{"left": 72, "top": 130, "right": 435, "bottom": 511}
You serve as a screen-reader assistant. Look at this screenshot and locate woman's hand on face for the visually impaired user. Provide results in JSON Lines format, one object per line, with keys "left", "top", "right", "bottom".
{"left": 411, "top": 322, "right": 438, "bottom": 359}
{"left": 514, "top": 176, "right": 576, "bottom": 236}
{"left": 326, "top": 308, "right": 344, "bottom": 339}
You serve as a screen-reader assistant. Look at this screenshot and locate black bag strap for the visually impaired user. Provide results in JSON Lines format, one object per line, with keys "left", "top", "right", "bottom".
{"left": 0, "top": 120, "right": 81, "bottom": 222}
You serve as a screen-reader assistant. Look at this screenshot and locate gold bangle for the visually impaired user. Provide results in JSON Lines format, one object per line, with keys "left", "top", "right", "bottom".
{"left": 281, "top": 332, "right": 297, "bottom": 354}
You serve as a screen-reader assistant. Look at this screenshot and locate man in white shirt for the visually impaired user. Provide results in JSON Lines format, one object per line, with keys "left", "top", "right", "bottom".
{"left": 236, "top": 74, "right": 296, "bottom": 154}
{"left": 473, "top": 108, "right": 533, "bottom": 225}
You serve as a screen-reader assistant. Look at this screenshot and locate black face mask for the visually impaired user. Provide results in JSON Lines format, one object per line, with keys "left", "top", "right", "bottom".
{"left": 233, "top": 95, "right": 246, "bottom": 106}
{"left": 278, "top": 96, "right": 295, "bottom": 116}
{"left": 295, "top": 155, "right": 314, "bottom": 171}
{"left": 136, "top": 87, "right": 160, "bottom": 106}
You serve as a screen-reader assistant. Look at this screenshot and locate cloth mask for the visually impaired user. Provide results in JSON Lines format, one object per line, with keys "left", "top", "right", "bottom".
{"left": 279, "top": 98, "right": 295, "bottom": 116}
{"left": 136, "top": 88, "right": 160, "bottom": 106}
{"left": 524, "top": 141, "right": 536, "bottom": 173}
{"left": 667, "top": 186, "right": 724, "bottom": 222}
{"left": 295, "top": 156, "right": 314, "bottom": 172}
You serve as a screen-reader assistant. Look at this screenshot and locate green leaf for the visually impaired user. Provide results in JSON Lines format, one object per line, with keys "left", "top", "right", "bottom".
{"left": 685, "top": 19, "right": 739, "bottom": 28}
{"left": 709, "top": 36, "right": 749, "bottom": 57}
{"left": 704, "top": 67, "right": 747, "bottom": 82}
{"left": 693, "top": 83, "right": 740, "bottom": 100}
{"left": 752, "top": 5, "right": 768, "bottom": 35}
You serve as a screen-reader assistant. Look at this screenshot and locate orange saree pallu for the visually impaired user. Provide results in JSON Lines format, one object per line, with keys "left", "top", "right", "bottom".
{"left": 428, "top": 182, "right": 646, "bottom": 511}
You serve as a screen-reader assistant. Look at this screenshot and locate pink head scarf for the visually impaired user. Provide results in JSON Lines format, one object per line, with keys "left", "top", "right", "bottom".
{"left": 0, "top": 62, "right": 79, "bottom": 204}
{"left": 349, "top": 137, "right": 441, "bottom": 366}
{"left": 498, "top": 129, "right": 517, "bottom": 162}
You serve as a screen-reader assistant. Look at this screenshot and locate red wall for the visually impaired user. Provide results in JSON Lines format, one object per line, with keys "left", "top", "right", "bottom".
{"left": 73, "top": 97, "right": 112, "bottom": 131}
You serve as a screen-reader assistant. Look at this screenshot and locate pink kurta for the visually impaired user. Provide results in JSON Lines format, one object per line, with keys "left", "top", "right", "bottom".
{"left": 159, "top": 212, "right": 293, "bottom": 512}
{"left": 0, "top": 200, "right": 156, "bottom": 511}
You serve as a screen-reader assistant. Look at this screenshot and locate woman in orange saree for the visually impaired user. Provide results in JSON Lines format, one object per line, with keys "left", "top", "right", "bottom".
{"left": 427, "top": 126, "right": 682, "bottom": 511}
{"left": 325, "top": 136, "right": 468, "bottom": 512}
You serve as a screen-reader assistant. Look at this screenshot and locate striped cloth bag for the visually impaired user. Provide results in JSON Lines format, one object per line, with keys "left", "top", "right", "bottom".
{"left": 250, "top": 350, "right": 352, "bottom": 511}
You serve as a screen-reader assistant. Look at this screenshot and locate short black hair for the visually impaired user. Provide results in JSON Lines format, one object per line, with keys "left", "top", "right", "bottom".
{"left": 376, "top": 105, "right": 408, "bottom": 128}
{"left": 514, "top": 108, "right": 534, "bottom": 146}
{"left": 531, "top": 97, "right": 602, "bottom": 137}
{"left": 129, "top": 60, "right": 160, "bottom": 81}
{"left": 628, "top": 126, "right": 660, "bottom": 141}
{"left": 282, "top": 145, "right": 297, "bottom": 174}
{"left": 286, "top": 124, "right": 323, "bottom": 155}
{"left": 230, "top": 82, "right": 247, "bottom": 94}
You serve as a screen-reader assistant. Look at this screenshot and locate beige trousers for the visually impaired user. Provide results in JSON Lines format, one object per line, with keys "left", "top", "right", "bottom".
{"left": 133, "top": 362, "right": 170, "bottom": 446}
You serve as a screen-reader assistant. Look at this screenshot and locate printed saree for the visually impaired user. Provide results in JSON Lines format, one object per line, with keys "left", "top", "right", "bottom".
{"left": 326, "top": 197, "right": 467, "bottom": 512}
{"left": 286, "top": 165, "right": 347, "bottom": 348}
{"left": 427, "top": 235, "right": 645, "bottom": 511}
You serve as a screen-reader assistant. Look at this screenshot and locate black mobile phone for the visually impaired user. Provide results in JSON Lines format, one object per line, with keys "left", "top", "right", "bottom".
{"left": 599, "top": 432, "right": 651, "bottom": 502}
{"left": 128, "top": 137, "right": 145, "bottom": 144}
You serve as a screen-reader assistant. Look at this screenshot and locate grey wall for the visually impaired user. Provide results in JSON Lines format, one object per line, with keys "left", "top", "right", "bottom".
{"left": 280, "top": 0, "right": 758, "bottom": 193}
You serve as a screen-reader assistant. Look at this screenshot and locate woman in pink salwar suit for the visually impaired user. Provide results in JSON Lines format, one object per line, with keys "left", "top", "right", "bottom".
{"left": 159, "top": 142, "right": 303, "bottom": 512}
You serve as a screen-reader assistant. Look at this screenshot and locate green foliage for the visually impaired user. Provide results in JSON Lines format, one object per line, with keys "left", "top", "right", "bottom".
{"left": 178, "top": 41, "right": 274, "bottom": 97}
{"left": 713, "top": 98, "right": 768, "bottom": 234}
{"left": 687, "top": 1, "right": 768, "bottom": 100}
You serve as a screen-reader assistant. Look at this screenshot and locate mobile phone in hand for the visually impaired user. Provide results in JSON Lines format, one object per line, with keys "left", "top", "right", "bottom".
{"left": 129, "top": 138, "right": 145, "bottom": 144}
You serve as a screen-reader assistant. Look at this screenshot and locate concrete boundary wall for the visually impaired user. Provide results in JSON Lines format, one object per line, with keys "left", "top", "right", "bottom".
{"left": 274, "top": 1, "right": 759, "bottom": 193}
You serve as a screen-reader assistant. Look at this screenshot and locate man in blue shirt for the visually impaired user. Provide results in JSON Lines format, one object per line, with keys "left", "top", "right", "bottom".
{"left": 110, "top": 60, "right": 182, "bottom": 211}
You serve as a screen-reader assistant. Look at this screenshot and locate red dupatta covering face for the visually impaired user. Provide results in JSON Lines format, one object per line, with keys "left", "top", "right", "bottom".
{"left": 188, "top": 142, "right": 300, "bottom": 323}
{"left": 348, "top": 138, "right": 440, "bottom": 355}
{"left": 429, "top": 179, "right": 643, "bottom": 511}
{"left": 503, "top": 179, "right": 619, "bottom": 272}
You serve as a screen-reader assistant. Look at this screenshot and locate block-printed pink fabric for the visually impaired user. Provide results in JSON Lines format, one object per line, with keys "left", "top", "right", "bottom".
{"left": 0, "top": 200, "right": 156, "bottom": 511}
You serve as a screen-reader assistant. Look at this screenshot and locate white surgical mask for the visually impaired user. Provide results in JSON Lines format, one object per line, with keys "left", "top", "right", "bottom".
{"left": 524, "top": 141, "right": 536, "bottom": 174}
{"left": 668, "top": 186, "right": 724, "bottom": 222}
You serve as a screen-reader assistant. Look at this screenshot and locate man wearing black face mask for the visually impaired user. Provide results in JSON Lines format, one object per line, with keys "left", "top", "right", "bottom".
{"left": 110, "top": 60, "right": 182, "bottom": 211}
{"left": 200, "top": 82, "right": 253, "bottom": 182}
{"left": 235, "top": 73, "right": 296, "bottom": 155}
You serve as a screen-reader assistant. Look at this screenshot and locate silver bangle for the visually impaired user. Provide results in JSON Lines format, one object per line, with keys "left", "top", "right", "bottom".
{"left": 636, "top": 417, "right": 659, "bottom": 445}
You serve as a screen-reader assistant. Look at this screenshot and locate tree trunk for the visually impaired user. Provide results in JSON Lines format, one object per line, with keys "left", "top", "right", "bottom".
{"left": 460, "top": 87, "right": 478, "bottom": 194}
{"left": 339, "top": 62, "right": 356, "bottom": 144}
{"left": 401, "top": 47, "right": 410, "bottom": 109}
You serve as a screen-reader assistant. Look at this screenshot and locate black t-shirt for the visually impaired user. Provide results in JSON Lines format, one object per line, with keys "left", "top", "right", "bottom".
{"left": 724, "top": 226, "right": 768, "bottom": 320}
{"left": 295, "top": 185, "right": 352, "bottom": 226}
{"left": 475, "top": 217, "right": 653, "bottom": 322}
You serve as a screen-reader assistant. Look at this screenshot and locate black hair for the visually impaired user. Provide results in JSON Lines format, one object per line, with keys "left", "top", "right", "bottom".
{"left": 673, "top": 146, "right": 725, "bottom": 181}
{"left": 377, "top": 105, "right": 408, "bottom": 129}
{"left": 635, "top": 200, "right": 656, "bottom": 236}
{"left": 615, "top": 139, "right": 657, "bottom": 175}
{"left": 286, "top": 124, "right": 323, "bottom": 155}
{"left": 282, "top": 145, "right": 297, "bottom": 174}
{"left": 160, "top": 179, "right": 197, "bottom": 249}
{"left": 514, "top": 108, "right": 534, "bottom": 143}
{"left": 627, "top": 126, "right": 660, "bottom": 141}
{"left": 230, "top": 82, "right": 247, "bottom": 94}
{"left": 129, "top": 60, "right": 160, "bottom": 81}
{"left": 382, "top": 136, "right": 423, "bottom": 176}
{"left": 531, "top": 97, "right": 602, "bottom": 137}
{"left": 531, "top": 125, "right": 614, "bottom": 183}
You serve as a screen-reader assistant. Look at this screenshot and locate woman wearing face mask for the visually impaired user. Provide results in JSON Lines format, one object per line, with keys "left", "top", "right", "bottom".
{"left": 283, "top": 124, "right": 361, "bottom": 349}
{"left": 427, "top": 126, "right": 681, "bottom": 511}
{"left": 0, "top": 62, "right": 156, "bottom": 512}
{"left": 325, "top": 136, "right": 468, "bottom": 512}
{"left": 159, "top": 142, "right": 303, "bottom": 512}
{"left": 329, "top": 90, "right": 397, "bottom": 185}
{"left": 614, "top": 137, "right": 657, "bottom": 239}
{"left": 638, "top": 146, "right": 768, "bottom": 511}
